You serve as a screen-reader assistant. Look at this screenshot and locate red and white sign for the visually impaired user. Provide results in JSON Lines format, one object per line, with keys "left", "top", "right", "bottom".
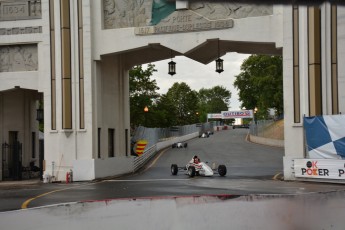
{"left": 221, "top": 110, "right": 253, "bottom": 119}
{"left": 294, "top": 159, "right": 345, "bottom": 180}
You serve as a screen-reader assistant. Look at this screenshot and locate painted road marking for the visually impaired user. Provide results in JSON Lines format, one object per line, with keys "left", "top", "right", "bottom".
{"left": 141, "top": 148, "right": 169, "bottom": 173}
{"left": 21, "top": 148, "right": 174, "bottom": 209}
{"left": 273, "top": 172, "right": 283, "bottom": 180}
{"left": 21, "top": 182, "right": 104, "bottom": 209}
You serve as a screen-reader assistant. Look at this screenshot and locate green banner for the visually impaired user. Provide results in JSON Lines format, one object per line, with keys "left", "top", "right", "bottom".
{"left": 150, "top": 0, "right": 176, "bottom": 25}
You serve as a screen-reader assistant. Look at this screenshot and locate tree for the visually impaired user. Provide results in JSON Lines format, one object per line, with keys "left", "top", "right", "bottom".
{"left": 233, "top": 55, "right": 283, "bottom": 119}
{"left": 164, "top": 82, "right": 199, "bottom": 125}
{"left": 129, "top": 64, "right": 160, "bottom": 127}
{"left": 198, "top": 86, "right": 231, "bottom": 122}
{"left": 154, "top": 94, "right": 177, "bottom": 127}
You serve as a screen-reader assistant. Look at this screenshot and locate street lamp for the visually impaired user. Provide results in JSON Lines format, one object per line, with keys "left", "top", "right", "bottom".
{"left": 144, "top": 106, "right": 149, "bottom": 127}
{"left": 36, "top": 108, "right": 44, "bottom": 122}
{"left": 254, "top": 107, "right": 258, "bottom": 124}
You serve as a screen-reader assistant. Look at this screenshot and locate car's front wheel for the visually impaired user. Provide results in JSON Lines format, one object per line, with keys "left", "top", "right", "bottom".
{"left": 188, "top": 166, "right": 196, "bottom": 177}
{"left": 171, "top": 164, "right": 178, "bottom": 175}
{"left": 218, "top": 165, "right": 227, "bottom": 176}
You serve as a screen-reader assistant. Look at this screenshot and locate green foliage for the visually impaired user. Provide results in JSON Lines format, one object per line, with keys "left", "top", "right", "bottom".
{"left": 164, "top": 82, "right": 200, "bottom": 125}
{"left": 129, "top": 65, "right": 232, "bottom": 128}
{"left": 129, "top": 64, "right": 160, "bottom": 127}
{"left": 233, "top": 55, "right": 283, "bottom": 119}
{"left": 198, "top": 86, "right": 231, "bottom": 122}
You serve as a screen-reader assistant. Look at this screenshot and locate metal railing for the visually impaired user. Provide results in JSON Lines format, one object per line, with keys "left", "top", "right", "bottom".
{"left": 133, "top": 145, "right": 157, "bottom": 172}
{"left": 131, "top": 122, "right": 214, "bottom": 172}
{"left": 131, "top": 123, "right": 213, "bottom": 150}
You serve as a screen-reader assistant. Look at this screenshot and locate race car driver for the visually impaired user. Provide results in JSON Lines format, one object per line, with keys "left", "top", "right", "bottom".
{"left": 190, "top": 155, "right": 200, "bottom": 164}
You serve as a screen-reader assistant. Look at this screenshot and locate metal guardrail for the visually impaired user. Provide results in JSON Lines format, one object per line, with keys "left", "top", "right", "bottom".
{"left": 133, "top": 145, "right": 157, "bottom": 172}
{"left": 131, "top": 123, "right": 214, "bottom": 150}
{"left": 131, "top": 122, "right": 215, "bottom": 172}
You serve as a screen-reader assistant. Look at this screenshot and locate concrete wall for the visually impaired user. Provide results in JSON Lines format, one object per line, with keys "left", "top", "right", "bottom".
{"left": 72, "top": 132, "right": 198, "bottom": 181}
{"left": 249, "top": 135, "right": 284, "bottom": 148}
{"left": 72, "top": 156, "right": 133, "bottom": 181}
{"left": 283, "top": 5, "right": 345, "bottom": 180}
{"left": 156, "top": 132, "right": 199, "bottom": 151}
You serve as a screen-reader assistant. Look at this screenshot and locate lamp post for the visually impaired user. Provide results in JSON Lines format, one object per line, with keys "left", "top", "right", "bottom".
{"left": 144, "top": 106, "right": 149, "bottom": 127}
{"left": 253, "top": 107, "right": 258, "bottom": 135}
{"left": 254, "top": 107, "right": 258, "bottom": 124}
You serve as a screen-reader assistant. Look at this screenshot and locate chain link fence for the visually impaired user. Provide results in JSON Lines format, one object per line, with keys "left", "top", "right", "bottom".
{"left": 131, "top": 123, "right": 214, "bottom": 153}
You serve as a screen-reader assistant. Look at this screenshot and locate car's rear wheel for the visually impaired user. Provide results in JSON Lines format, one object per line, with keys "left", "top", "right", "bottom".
{"left": 171, "top": 164, "right": 178, "bottom": 175}
{"left": 218, "top": 165, "right": 227, "bottom": 176}
{"left": 188, "top": 166, "right": 196, "bottom": 177}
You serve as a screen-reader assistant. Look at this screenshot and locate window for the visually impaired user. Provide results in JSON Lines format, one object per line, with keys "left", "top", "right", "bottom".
{"left": 98, "top": 128, "right": 101, "bottom": 158}
{"left": 108, "top": 129, "right": 115, "bottom": 157}
{"left": 32, "top": 132, "right": 36, "bottom": 158}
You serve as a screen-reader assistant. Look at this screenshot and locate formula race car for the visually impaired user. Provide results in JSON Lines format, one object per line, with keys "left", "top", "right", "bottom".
{"left": 199, "top": 132, "right": 209, "bottom": 138}
{"left": 199, "top": 131, "right": 214, "bottom": 138}
{"left": 172, "top": 142, "right": 188, "bottom": 148}
{"left": 171, "top": 157, "right": 227, "bottom": 177}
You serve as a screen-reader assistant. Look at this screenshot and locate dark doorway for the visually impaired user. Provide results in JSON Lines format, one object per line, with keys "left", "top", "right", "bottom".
{"left": 2, "top": 131, "right": 22, "bottom": 180}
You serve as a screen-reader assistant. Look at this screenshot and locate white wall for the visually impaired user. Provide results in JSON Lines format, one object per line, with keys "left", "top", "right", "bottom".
{"left": 338, "top": 7, "right": 345, "bottom": 114}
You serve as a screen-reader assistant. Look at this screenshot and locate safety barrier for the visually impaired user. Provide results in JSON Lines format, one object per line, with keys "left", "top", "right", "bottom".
{"left": 133, "top": 145, "right": 157, "bottom": 172}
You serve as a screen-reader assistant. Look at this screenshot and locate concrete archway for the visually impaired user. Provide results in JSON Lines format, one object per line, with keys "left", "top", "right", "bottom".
{"left": 1, "top": 1, "right": 344, "bottom": 182}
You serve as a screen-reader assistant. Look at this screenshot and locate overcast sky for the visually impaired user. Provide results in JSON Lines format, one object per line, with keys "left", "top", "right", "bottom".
{"left": 148, "top": 52, "right": 250, "bottom": 111}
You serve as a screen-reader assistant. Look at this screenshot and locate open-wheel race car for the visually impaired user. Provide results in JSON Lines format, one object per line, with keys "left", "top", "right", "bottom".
{"left": 172, "top": 142, "right": 188, "bottom": 148}
{"left": 199, "top": 131, "right": 214, "bottom": 138}
{"left": 171, "top": 156, "right": 227, "bottom": 178}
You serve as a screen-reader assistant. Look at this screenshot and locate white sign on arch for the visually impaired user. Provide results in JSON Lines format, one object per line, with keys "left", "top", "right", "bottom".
{"left": 207, "top": 110, "right": 254, "bottom": 119}
{"left": 221, "top": 110, "right": 254, "bottom": 119}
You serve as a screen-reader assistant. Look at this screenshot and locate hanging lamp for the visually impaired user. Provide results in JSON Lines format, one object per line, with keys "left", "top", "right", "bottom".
{"left": 215, "top": 40, "right": 224, "bottom": 74}
{"left": 168, "top": 50, "right": 176, "bottom": 76}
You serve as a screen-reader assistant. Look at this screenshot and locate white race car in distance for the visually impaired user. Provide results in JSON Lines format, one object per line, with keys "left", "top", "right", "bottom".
{"left": 172, "top": 142, "right": 188, "bottom": 148}
{"left": 171, "top": 161, "right": 227, "bottom": 177}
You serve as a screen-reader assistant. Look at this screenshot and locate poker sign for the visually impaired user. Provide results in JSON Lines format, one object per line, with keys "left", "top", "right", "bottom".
{"left": 294, "top": 159, "right": 345, "bottom": 180}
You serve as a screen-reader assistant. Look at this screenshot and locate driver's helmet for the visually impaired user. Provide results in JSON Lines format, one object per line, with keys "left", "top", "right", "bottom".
{"left": 193, "top": 155, "right": 200, "bottom": 164}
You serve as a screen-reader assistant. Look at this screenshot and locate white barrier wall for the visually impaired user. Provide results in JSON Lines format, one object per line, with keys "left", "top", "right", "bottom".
{"left": 1, "top": 194, "right": 344, "bottom": 230}
{"left": 156, "top": 132, "right": 199, "bottom": 151}
{"left": 72, "top": 133, "right": 199, "bottom": 181}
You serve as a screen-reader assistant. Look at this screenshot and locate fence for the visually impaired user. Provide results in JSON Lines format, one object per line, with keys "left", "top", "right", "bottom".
{"left": 131, "top": 123, "right": 213, "bottom": 151}
{"left": 133, "top": 145, "right": 157, "bottom": 172}
{"left": 131, "top": 123, "right": 214, "bottom": 172}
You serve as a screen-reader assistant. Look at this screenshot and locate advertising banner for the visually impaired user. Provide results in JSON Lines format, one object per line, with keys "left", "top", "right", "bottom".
{"left": 294, "top": 159, "right": 345, "bottom": 180}
{"left": 221, "top": 110, "right": 253, "bottom": 119}
{"left": 304, "top": 115, "right": 345, "bottom": 159}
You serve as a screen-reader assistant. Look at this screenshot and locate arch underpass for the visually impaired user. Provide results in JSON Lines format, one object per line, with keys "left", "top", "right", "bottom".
{"left": 0, "top": 1, "right": 344, "bottom": 183}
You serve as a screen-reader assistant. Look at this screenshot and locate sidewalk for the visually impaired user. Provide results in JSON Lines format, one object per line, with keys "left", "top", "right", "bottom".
{"left": 0, "top": 178, "right": 42, "bottom": 189}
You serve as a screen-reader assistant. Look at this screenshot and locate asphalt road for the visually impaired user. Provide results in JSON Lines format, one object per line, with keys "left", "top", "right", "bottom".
{"left": 1, "top": 129, "right": 345, "bottom": 212}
